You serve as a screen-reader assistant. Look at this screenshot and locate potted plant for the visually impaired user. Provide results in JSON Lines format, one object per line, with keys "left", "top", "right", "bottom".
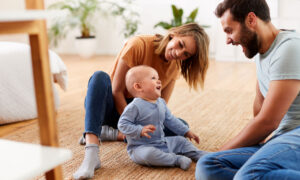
{"left": 48, "top": 0, "right": 139, "bottom": 58}
{"left": 154, "top": 4, "right": 209, "bottom": 30}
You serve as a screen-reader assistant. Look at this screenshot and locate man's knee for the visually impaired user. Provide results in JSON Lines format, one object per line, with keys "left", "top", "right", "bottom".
{"left": 234, "top": 168, "right": 252, "bottom": 180}
{"left": 195, "top": 153, "right": 216, "bottom": 180}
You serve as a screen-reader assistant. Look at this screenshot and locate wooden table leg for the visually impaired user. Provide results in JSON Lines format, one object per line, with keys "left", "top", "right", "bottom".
{"left": 26, "top": 0, "right": 64, "bottom": 179}
{"left": 28, "top": 20, "right": 63, "bottom": 180}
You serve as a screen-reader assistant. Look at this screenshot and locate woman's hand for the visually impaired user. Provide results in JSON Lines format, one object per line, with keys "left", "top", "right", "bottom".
{"left": 141, "top": 124, "right": 156, "bottom": 138}
{"left": 185, "top": 131, "right": 200, "bottom": 144}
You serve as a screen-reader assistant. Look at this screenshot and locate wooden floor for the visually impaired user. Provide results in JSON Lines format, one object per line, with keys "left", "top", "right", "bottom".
{"left": 0, "top": 55, "right": 257, "bottom": 179}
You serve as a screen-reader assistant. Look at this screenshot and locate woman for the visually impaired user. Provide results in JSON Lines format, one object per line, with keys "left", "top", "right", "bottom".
{"left": 73, "top": 23, "right": 210, "bottom": 180}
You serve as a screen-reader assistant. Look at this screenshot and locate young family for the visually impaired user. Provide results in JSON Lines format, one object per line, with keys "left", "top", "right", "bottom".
{"left": 74, "top": 0, "right": 300, "bottom": 179}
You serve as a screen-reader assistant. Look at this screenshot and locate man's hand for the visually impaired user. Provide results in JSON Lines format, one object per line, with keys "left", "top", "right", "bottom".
{"left": 185, "top": 131, "right": 200, "bottom": 144}
{"left": 141, "top": 124, "right": 156, "bottom": 138}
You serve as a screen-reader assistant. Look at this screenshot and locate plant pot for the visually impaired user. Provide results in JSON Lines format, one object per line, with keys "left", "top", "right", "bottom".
{"left": 74, "top": 36, "right": 97, "bottom": 59}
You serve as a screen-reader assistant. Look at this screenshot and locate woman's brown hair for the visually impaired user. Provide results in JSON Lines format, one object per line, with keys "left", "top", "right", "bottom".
{"left": 154, "top": 23, "right": 210, "bottom": 90}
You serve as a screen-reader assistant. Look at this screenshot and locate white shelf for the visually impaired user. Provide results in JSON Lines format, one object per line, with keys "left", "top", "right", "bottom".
{"left": 0, "top": 10, "right": 64, "bottom": 22}
{"left": 0, "top": 139, "right": 72, "bottom": 180}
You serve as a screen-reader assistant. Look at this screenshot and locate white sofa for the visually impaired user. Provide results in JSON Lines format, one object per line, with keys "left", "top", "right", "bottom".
{"left": 0, "top": 42, "right": 68, "bottom": 124}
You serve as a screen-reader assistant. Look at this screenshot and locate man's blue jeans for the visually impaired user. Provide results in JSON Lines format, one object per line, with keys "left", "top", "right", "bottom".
{"left": 84, "top": 71, "right": 188, "bottom": 138}
{"left": 195, "top": 126, "right": 300, "bottom": 180}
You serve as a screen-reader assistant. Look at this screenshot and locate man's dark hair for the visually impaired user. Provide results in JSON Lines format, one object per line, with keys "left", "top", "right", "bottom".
{"left": 215, "top": 0, "right": 271, "bottom": 23}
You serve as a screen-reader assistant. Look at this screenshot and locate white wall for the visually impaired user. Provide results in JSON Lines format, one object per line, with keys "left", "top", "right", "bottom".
{"left": 51, "top": 0, "right": 218, "bottom": 56}
{"left": 0, "top": 0, "right": 218, "bottom": 56}
{"left": 277, "top": 0, "right": 300, "bottom": 31}
{"left": 0, "top": 0, "right": 300, "bottom": 61}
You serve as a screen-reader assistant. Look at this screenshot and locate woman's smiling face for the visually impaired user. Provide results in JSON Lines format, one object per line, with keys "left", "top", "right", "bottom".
{"left": 164, "top": 35, "right": 197, "bottom": 61}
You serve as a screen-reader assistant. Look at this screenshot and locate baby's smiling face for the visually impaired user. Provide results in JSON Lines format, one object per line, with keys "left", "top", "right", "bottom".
{"left": 139, "top": 68, "right": 161, "bottom": 101}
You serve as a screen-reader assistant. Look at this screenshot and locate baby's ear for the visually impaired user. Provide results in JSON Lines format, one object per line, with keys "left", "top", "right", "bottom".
{"left": 133, "top": 82, "right": 142, "bottom": 92}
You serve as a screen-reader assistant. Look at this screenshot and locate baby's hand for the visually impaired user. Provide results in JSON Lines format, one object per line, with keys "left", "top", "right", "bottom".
{"left": 185, "top": 131, "right": 200, "bottom": 144}
{"left": 141, "top": 124, "right": 156, "bottom": 138}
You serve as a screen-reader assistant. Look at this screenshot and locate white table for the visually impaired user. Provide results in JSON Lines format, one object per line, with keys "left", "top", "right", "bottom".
{"left": 0, "top": 1, "right": 69, "bottom": 178}
{"left": 0, "top": 139, "right": 72, "bottom": 180}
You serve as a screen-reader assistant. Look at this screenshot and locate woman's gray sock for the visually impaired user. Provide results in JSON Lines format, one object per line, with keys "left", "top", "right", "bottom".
{"left": 78, "top": 126, "right": 118, "bottom": 146}
{"left": 73, "top": 144, "right": 101, "bottom": 180}
{"left": 99, "top": 125, "right": 118, "bottom": 141}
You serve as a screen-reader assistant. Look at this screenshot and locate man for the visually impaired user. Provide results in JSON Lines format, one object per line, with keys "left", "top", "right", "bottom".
{"left": 196, "top": 0, "right": 300, "bottom": 179}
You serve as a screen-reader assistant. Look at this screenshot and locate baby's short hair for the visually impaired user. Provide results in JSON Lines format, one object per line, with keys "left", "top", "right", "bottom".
{"left": 125, "top": 65, "right": 155, "bottom": 96}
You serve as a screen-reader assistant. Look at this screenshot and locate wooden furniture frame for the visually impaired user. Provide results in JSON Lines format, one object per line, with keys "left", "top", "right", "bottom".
{"left": 0, "top": 0, "right": 63, "bottom": 179}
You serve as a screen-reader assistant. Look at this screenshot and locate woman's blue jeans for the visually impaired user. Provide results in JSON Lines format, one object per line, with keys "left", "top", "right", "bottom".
{"left": 84, "top": 71, "right": 188, "bottom": 138}
{"left": 195, "top": 126, "right": 300, "bottom": 180}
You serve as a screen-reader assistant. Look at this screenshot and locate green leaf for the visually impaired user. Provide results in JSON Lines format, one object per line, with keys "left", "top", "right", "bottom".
{"left": 185, "top": 8, "right": 198, "bottom": 24}
{"left": 47, "top": 0, "right": 140, "bottom": 46}
{"left": 172, "top": 5, "right": 183, "bottom": 26}
{"left": 188, "top": 8, "right": 198, "bottom": 21}
{"left": 154, "top": 22, "right": 173, "bottom": 30}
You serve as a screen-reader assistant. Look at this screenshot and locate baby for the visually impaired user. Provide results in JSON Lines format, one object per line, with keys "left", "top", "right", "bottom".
{"left": 118, "top": 65, "right": 206, "bottom": 170}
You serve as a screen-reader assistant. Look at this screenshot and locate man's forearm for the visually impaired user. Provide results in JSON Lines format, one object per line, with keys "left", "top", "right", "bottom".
{"left": 220, "top": 116, "right": 276, "bottom": 150}
{"left": 253, "top": 82, "right": 264, "bottom": 117}
{"left": 253, "top": 98, "right": 262, "bottom": 117}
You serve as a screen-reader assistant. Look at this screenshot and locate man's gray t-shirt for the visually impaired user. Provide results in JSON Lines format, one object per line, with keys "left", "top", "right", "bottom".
{"left": 255, "top": 31, "right": 300, "bottom": 135}
{"left": 256, "top": 31, "right": 300, "bottom": 136}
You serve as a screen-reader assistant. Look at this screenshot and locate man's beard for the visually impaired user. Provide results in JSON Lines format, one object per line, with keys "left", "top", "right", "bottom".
{"left": 240, "top": 24, "right": 260, "bottom": 58}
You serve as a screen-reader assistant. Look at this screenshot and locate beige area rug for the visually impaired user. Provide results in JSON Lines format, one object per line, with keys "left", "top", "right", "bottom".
{"left": 2, "top": 55, "right": 256, "bottom": 179}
